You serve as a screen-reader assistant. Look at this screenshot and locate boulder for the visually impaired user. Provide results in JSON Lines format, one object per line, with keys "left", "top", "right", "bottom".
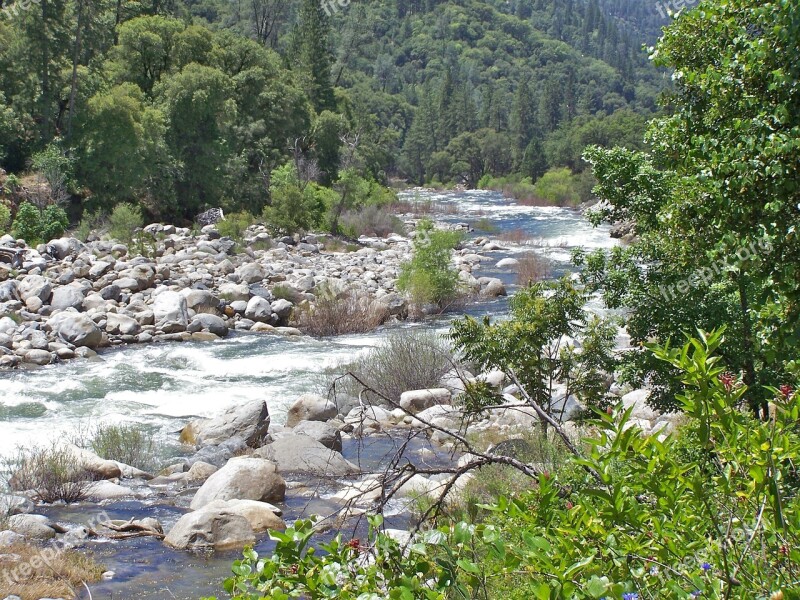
{"left": 292, "top": 420, "right": 342, "bottom": 452}
{"left": 89, "top": 260, "right": 112, "bottom": 279}
{"left": 164, "top": 508, "right": 255, "bottom": 552}
{"left": 190, "top": 313, "right": 228, "bottom": 337}
{"left": 0, "top": 280, "right": 19, "bottom": 303}
{"left": 621, "top": 389, "right": 660, "bottom": 423}
{"left": 106, "top": 312, "right": 142, "bottom": 336}
{"left": 55, "top": 313, "right": 103, "bottom": 348}
{"left": 50, "top": 285, "right": 86, "bottom": 311}
{"left": 479, "top": 277, "right": 507, "bottom": 297}
{"left": 187, "top": 461, "right": 218, "bottom": 482}
{"left": 58, "top": 443, "right": 122, "bottom": 480}
{"left": 189, "top": 457, "right": 285, "bottom": 510}
{"left": 244, "top": 296, "right": 272, "bottom": 323}
{"left": 183, "top": 289, "right": 217, "bottom": 312}
{"left": 87, "top": 480, "right": 135, "bottom": 501}
{"left": 152, "top": 290, "right": 189, "bottom": 333}
{"left": 270, "top": 298, "right": 293, "bottom": 321}
{"left": 254, "top": 434, "right": 358, "bottom": 476}
{"left": 180, "top": 400, "right": 270, "bottom": 448}
{"left": 23, "top": 349, "right": 53, "bottom": 365}
{"left": 399, "top": 388, "right": 452, "bottom": 414}
{"left": 235, "top": 263, "right": 266, "bottom": 285}
{"left": 204, "top": 499, "right": 284, "bottom": 531}
{"left": 0, "top": 495, "right": 33, "bottom": 516}
{"left": 46, "top": 237, "right": 84, "bottom": 260}
{"left": 285, "top": 394, "right": 338, "bottom": 427}
{"left": 7, "top": 514, "right": 56, "bottom": 540}
{"left": 18, "top": 275, "right": 51, "bottom": 303}
{"left": 495, "top": 257, "right": 519, "bottom": 268}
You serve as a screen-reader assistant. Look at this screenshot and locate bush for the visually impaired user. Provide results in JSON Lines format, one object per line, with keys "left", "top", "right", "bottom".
{"left": 294, "top": 283, "right": 389, "bottom": 337}
{"left": 11, "top": 201, "right": 68, "bottom": 244}
{"left": 217, "top": 211, "right": 255, "bottom": 243}
{"left": 74, "top": 208, "right": 107, "bottom": 242}
{"left": 108, "top": 202, "right": 143, "bottom": 244}
{"left": 263, "top": 164, "right": 330, "bottom": 235}
{"left": 398, "top": 218, "right": 463, "bottom": 309}
{"left": 0, "top": 203, "right": 10, "bottom": 234}
{"left": 3, "top": 443, "right": 94, "bottom": 503}
{"left": 89, "top": 422, "right": 158, "bottom": 472}
{"left": 271, "top": 284, "right": 304, "bottom": 304}
{"left": 517, "top": 252, "right": 550, "bottom": 285}
{"left": 338, "top": 329, "right": 454, "bottom": 404}
{"left": 532, "top": 167, "right": 581, "bottom": 206}
{"left": 339, "top": 204, "right": 407, "bottom": 238}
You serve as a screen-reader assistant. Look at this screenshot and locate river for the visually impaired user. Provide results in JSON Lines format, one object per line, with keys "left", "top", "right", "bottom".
{"left": 0, "top": 189, "right": 616, "bottom": 598}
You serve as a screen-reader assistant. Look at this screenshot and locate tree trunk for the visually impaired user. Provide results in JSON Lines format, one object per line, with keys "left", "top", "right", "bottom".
{"left": 737, "top": 271, "right": 765, "bottom": 419}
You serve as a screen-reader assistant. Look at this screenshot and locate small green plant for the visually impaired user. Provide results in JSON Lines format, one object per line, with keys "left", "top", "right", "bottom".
{"left": 398, "top": 218, "right": 463, "bottom": 310}
{"left": 0, "top": 203, "right": 10, "bottom": 234}
{"left": 11, "top": 201, "right": 68, "bottom": 244}
{"left": 108, "top": 202, "right": 143, "bottom": 245}
{"left": 271, "top": 284, "right": 303, "bottom": 304}
{"left": 471, "top": 217, "right": 499, "bottom": 234}
{"left": 74, "top": 208, "right": 106, "bottom": 242}
{"left": 217, "top": 211, "right": 255, "bottom": 244}
{"left": 88, "top": 422, "right": 158, "bottom": 472}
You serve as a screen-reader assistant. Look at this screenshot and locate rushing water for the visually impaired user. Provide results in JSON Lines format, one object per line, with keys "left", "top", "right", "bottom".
{"left": 0, "top": 189, "right": 617, "bottom": 598}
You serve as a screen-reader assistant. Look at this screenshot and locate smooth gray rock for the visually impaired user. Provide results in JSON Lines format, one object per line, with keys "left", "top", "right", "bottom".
{"left": 18, "top": 275, "right": 51, "bottom": 303}
{"left": 285, "top": 394, "right": 338, "bottom": 428}
{"left": 8, "top": 514, "right": 56, "bottom": 539}
{"left": 189, "top": 457, "right": 285, "bottom": 510}
{"left": 292, "top": 420, "right": 342, "bottom": 452}
{"left": 50, "top": 286, "right": 86, "bottom": 311}
{"left": 164, "top": 507, "right": 255, "bottom": 552}
{"left": 106, "top": 312, "right": 141, "bottom": 336}
{"left": 190, "top": 313, "right": 228, "bottom": 337}
{"left": 54, "top": 313, "right": 102, "bottom": 348}
{"left": 399, "top": 388, "right": 452, "bottom": 414}
{"left": 181, "top": 400, "right": 270, "bottom": 448}
{"left": 255, "top": 434, "right": 358, "bottom": 476}
{"left": 244, "top": 296, "right": 272, "bottom": 323}
{"left": 152, "top": 290, "right": 189, "bottom": 333}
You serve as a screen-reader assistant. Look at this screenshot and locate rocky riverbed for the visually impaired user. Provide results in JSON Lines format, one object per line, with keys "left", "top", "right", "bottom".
{"left": 0, "top": 215, "right": 511, "bottom": 370}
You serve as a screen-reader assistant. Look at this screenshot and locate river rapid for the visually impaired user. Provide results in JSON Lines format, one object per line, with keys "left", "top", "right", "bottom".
{"left": 0, "top": 189, "right": 616, "bottom": 599}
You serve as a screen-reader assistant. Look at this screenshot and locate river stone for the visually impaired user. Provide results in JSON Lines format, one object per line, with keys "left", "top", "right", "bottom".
{"left": 235, "top": 263, "right": 266, "bottom": 285}
{"left": 270, "top": 298, "right": 293, "bottom": 321}
{"left": 495, "top": 257, "right": 519, "bottom": 268}
{"left": 89, "top": 260, "right": 112, "bottom": 279}
{"left": 189, "top": 457, "right": 285, "bottom": 510}
{"left": 18, "top": 275, "right": 51, "bottom": 303}
{"left": 244, "top": 296, "right": 272, "bottom": 323}
{"left": 204, "top": 499, "right": 285, "bottom": 531}
{"left": 399, "top": 388, "right": 452, "bottom": 414}
{"left": 23, "top": 349, "right": 53, "bottom": 365}
{"left": 285, "top": 394, "right": 338, "bottom": 427}
{"left": 8, "top": 514, "right": 56, "bottom": 540}
{"left": 0, "top": 530, "right": 25, "bottom": 546}
{"left": 56, "top": 313, "right": 103, "bottom": 348}
{"left": 87, "top": 480, "right": 135, "bottom": 501}
{"left": 0, "top": 281, "right": 19, "bottom": 302}
{"left": 218, "top": 283, "right": 250, "bottom": 302}
{"left": 106, "top": 312, "right": 142, "bottom": 336}
{"left": 152, "top": 290, "right": 189, "bottom": 333}
{"left": 621, "top": 389, "right": 659, "bottom": 423}
{"left": 291, "top": 420, "right": 342, "bottom": 452}
{"left": 50, "top": 286, "right": 86, "bottom": 311}
{"left": 187, "top": 461, "right": 218, "bottom": 482}
{"left": 46, "top": 237, "right": 84, "bottom": 260}
{"left": 183, "top": 289, "right": 217, "bottom": 312}
{"left": 254, "top": 434, "right": 358, "bottom": 476}
{"left": 0, "top": 495, "right": 34, "bottom": 516}
{"left": 188, "top": 436, "right": 248, "bottom": 468}
{"left": 164, "top": 507, "right": 255, "bottom": 552}
{"left": 181, "top": 399, "right": 270, "bottom": 448}
{"left": 57, "top": 443, "right": 122, "bottom": 480}
{"left": 190, "top": 313, "right": 228, "bottom": 337}
{"left": 479, "top": 277, "right": 507, "bottom": 297}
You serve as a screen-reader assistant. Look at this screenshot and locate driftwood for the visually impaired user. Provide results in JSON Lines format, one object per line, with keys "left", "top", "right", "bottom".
{"left": 99, "top": 518, "right": 165, "bottom": 540}
{"left": 0, "top": 247, "right": 24, "bottom": 269}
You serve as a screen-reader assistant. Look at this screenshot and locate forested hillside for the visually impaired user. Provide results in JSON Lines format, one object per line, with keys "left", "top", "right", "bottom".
{"left": 0, "top": 0, "right": 666, "bottom": 225}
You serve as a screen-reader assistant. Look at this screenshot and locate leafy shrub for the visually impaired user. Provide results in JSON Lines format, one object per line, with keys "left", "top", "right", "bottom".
{"left": 398, "top": 218, "right": 463, "bottom": 309}
{"left": 0, "top": 203, "right": 10, "bottom": 234}
{"left": 74, "top": 208, "right": 107, "bottom": 242}
{"left": 217, "top": 211, "right": 255, "bottom": 243}
{"left": 338, "top": 329, "right": 454, "bottom": 404}
{"left": 294, "top": 283, "right": 388, "bottom": 337}
{"left": 11, "top": 201, "right": 68, "bottom": 244}
{"left": 3, "top": 443, "right": 94, "bottom": 503}
{"left": 89, "top": 422, "right": 158, "bottom": 472}
{"left": 263, "top": 164, "right": 330, "bottom": 235}
{"left": 30, "top": 143, "right": 73, "bottom": 205}
{"left": 532, "top": 167, "right": 581, "bottom": 206}
{"left": 108, "top": 202, "right": 143, "bottom": 244}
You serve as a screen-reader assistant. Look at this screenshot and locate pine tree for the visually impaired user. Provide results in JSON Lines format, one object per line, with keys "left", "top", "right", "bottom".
{"left": 294, "top": 0, "right": 335, "bottom": 114}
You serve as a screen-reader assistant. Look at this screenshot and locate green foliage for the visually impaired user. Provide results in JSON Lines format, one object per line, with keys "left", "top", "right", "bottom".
{"left": 11, "top": 201, "right": 68, "bottom": 244}
{"left": 581, "top": 0, "right": 800, "bottom": 417}
{"left": 88, "top": 423, "right": 158, "bottom": 473}
{"left": 216, "top": 333, "right": 800, "bottom": 600}
{"left": 108, "top": 203, "right": 144, "bottom": 245}
{"left": 451, "top": 277, "right": 618, "bottom": 420}
{"left": 531, "top": 168, "right": 582, "bottom": 206}
{"left": 74, "top": 209, "right": 107, "bottom": 243}
{"left": 216, "top": 211, "right": 255, "bottom": 243}
{"left": 0, "top": 204, "right": 10, "bottom": 234}
{"left": 397, "top": 219, "right": 463, "bottom": 309}
{"left": 262, "top": 164, "right": 329, "bottom": 235}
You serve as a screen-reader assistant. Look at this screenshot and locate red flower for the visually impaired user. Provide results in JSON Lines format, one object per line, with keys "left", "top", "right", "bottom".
{"left": 347, "top": 538, "right": 362, "bottom": 551}
{"left": 719, "top": 373, "right": 734, "bottom": 393}
{"left": 780, "top": 385, "right": 793, "bottom": 399}
{"left": 566, "top": 501, "right": 574, "bottom": 510}
{"left": 779, "top": 544, "right": 789, "bottom": 556}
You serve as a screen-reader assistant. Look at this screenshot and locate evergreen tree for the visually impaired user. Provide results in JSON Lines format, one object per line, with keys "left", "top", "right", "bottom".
{"left": 294, "top": 0, "right": 335, "bottom": 114}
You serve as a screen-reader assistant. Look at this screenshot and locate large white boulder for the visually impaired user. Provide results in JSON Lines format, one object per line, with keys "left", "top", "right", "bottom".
{"left": 190, "top": 457, "right": 285, "bottom": 510}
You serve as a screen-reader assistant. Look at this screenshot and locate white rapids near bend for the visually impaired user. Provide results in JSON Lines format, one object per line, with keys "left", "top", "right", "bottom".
{"left": 0, "top": 190, "right": 617, "bottom": 459}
